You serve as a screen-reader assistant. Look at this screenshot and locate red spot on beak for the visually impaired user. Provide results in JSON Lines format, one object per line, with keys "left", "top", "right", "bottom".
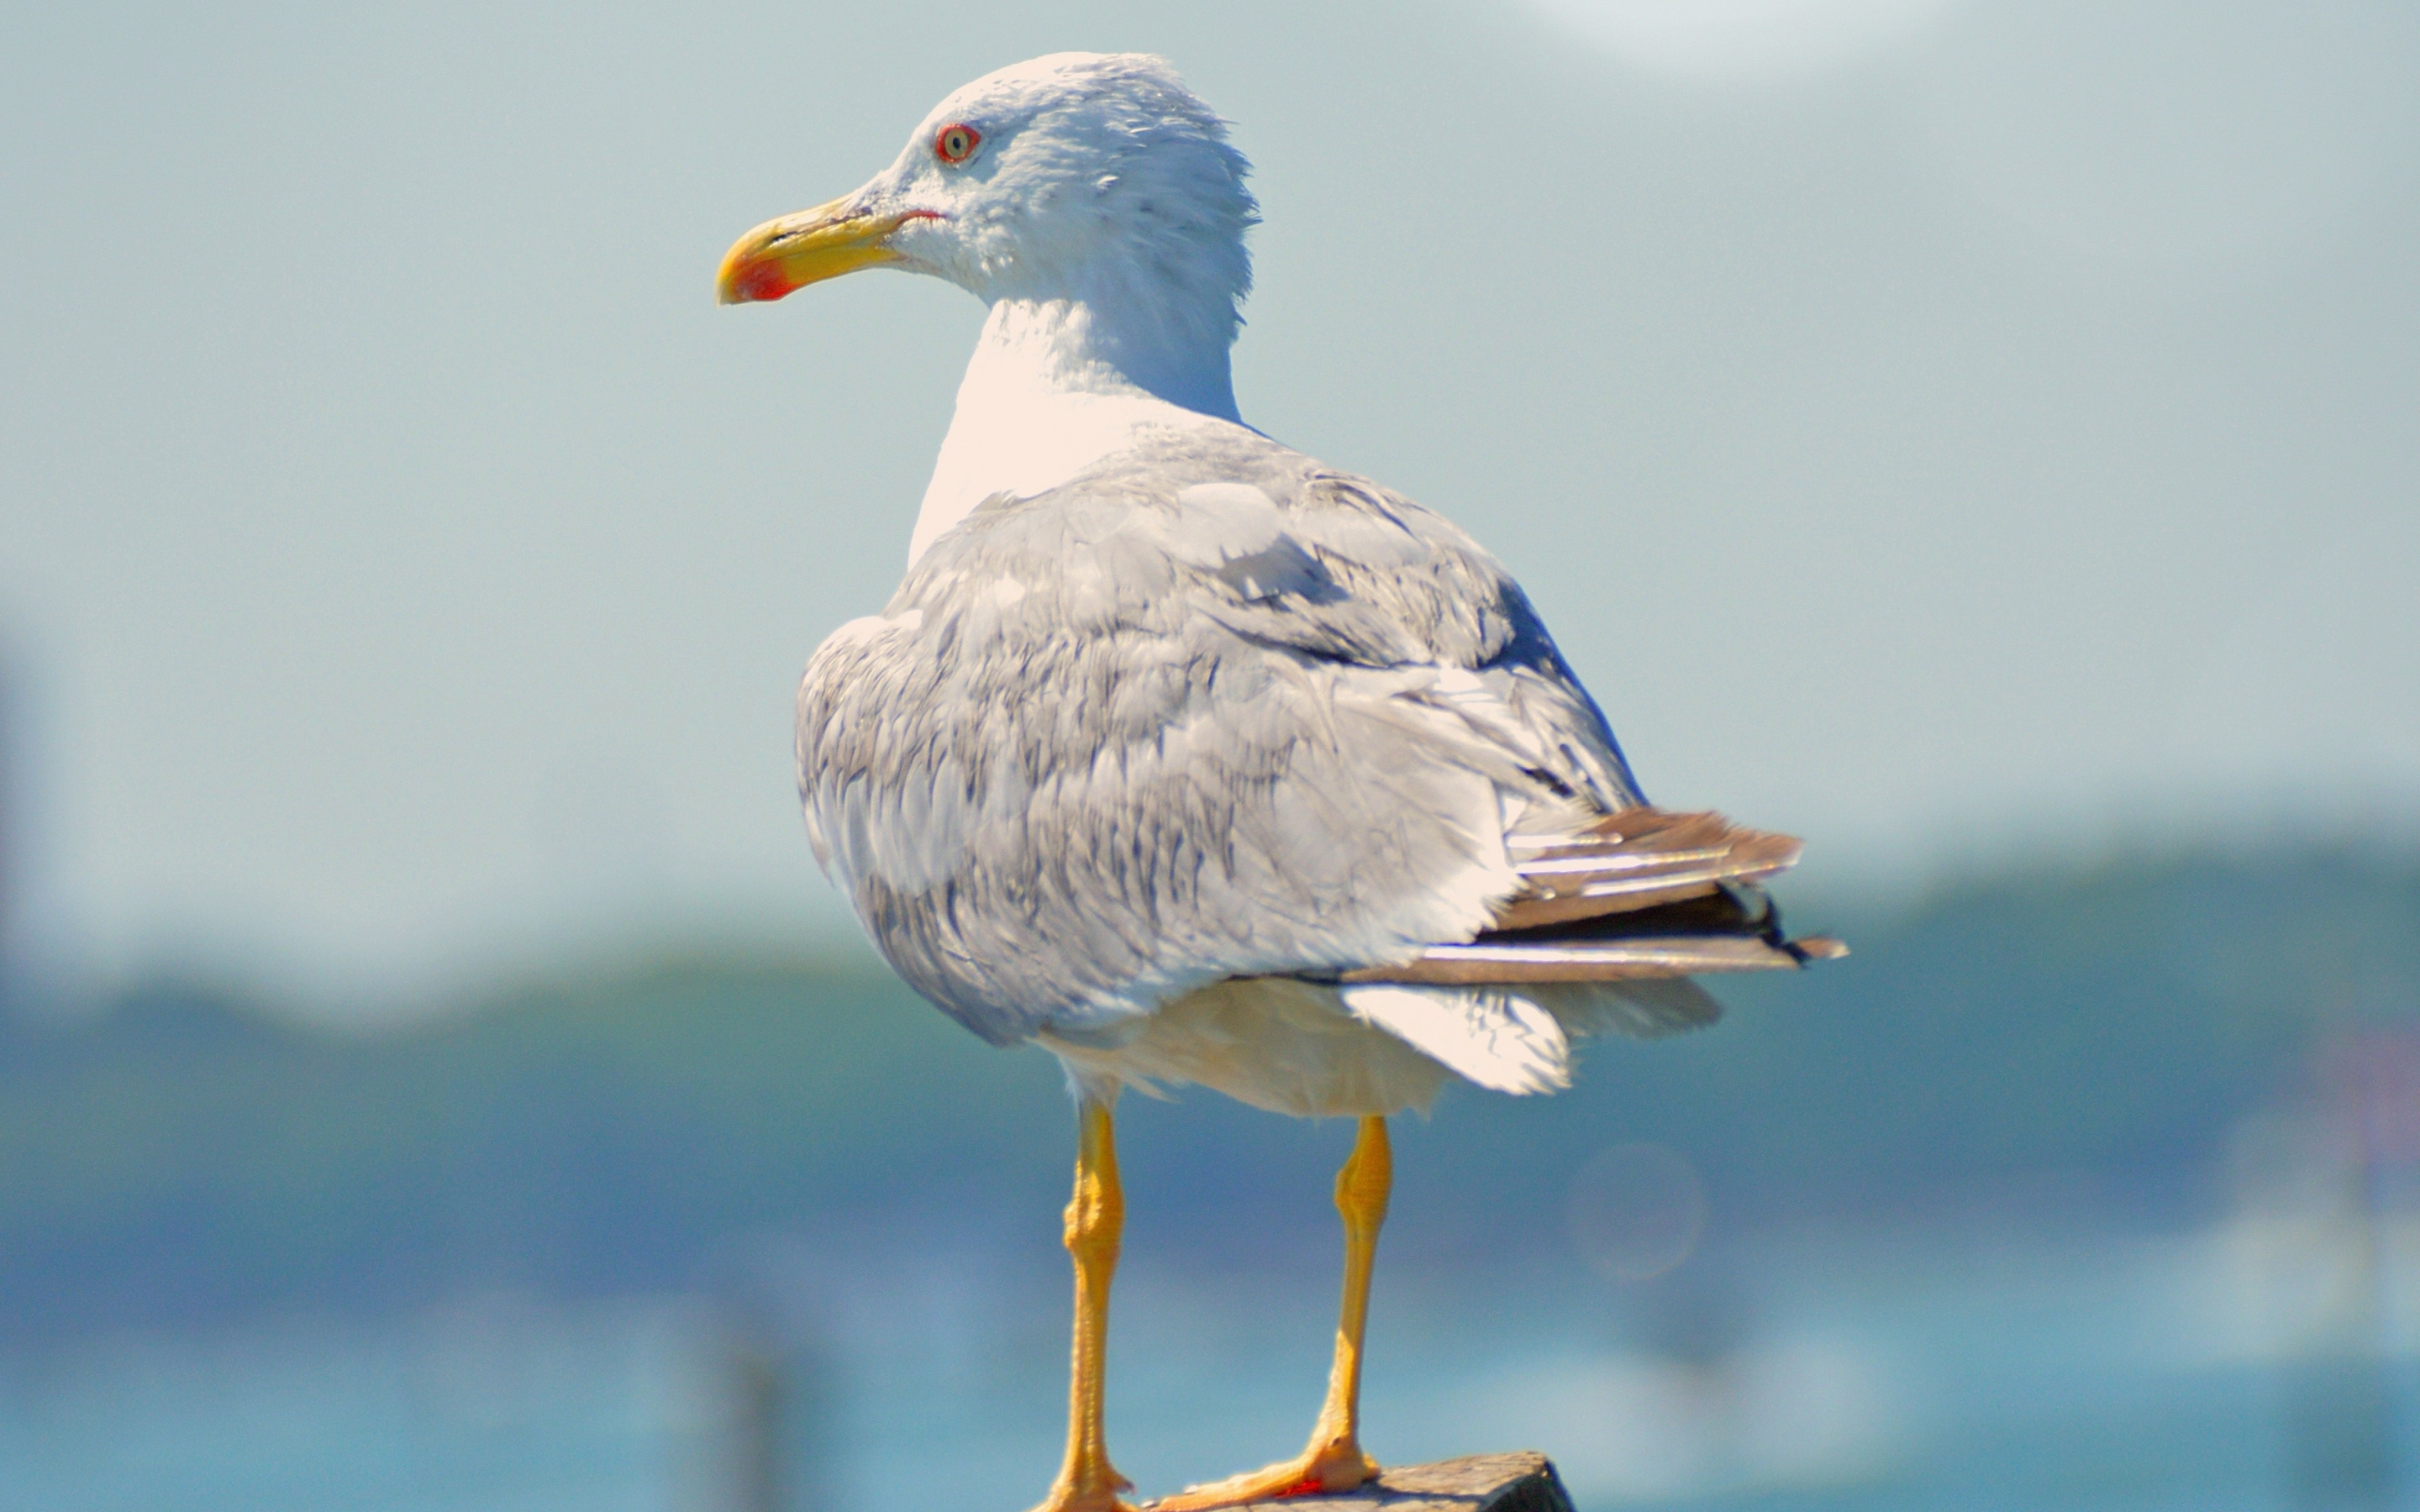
{"left": 731, "top": 260, "right": 798, "bottom": 303}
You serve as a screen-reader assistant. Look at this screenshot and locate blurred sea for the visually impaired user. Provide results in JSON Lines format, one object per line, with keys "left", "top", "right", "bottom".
{"left": 8, "top": 1207, "right": 2420, "bottom": 1512}
{"left": 5, "top": 848, "right": 2418, "bottom": 1509}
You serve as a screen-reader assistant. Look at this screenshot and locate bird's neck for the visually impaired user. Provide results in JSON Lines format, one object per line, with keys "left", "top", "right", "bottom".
{"left": 910, "top": 292, "right": 1241, "bottom": 564}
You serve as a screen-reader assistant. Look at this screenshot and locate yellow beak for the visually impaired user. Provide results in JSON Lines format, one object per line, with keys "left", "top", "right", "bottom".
{"left": 716, "top": 199, "right": 932, "bottom": 305}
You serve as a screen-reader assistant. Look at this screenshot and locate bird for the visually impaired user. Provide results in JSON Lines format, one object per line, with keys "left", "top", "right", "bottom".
{"left": 717, "top": 52, "right": 1841, "bottom": 1512}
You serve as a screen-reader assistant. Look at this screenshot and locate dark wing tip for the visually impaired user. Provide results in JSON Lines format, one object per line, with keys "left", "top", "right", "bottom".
{"left": 1346, "top": 843, "right": 1847, "bottom": 986}
{"left": 1494, "top": 806, "right": 1808, "bottom": 932}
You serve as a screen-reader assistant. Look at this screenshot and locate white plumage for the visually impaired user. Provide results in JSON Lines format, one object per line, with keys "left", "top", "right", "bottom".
{"left": 719, "top": 50, "right": 1839, "bottom": 1512}
{"left": 722, "top": 53, "right": 1834, "bottom": 1113}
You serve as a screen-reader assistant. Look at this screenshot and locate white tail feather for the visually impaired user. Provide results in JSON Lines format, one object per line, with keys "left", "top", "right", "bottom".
{"left": 1341, "top": 984, "right": 1572, "bottom": 1095}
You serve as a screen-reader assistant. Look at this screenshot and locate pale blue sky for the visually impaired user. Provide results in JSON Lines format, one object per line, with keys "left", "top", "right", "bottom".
{"left": 3, "top": 0, "right": 2414, "bottom": 1004}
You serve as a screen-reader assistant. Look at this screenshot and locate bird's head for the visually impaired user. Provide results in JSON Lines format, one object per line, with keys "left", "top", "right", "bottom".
{"left": 718, "top": 52, "right": 1256, "bottom": 336}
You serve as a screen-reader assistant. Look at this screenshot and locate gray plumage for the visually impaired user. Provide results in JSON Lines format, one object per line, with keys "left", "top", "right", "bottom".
{"left": 736, "top": 53, "right": 1841, "bottom": 1116}
{"left": 729, "top": 55, "right": 1837, "bottom": 1512}
{"left": 797, "top": 423, "right": 1828, "bottom": 1097}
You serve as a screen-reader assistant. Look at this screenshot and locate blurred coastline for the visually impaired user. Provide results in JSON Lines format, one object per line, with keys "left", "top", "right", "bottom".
{"left": 5, "top": 844, "right": 2418, "bottom": 1508}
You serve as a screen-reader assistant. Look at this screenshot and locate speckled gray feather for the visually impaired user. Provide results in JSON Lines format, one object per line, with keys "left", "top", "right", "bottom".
{"left": 796, "top": 423, "right": 1648, "bottom": 1045}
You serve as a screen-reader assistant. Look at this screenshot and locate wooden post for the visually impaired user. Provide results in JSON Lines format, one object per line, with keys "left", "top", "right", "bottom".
{"left": 1197, "top": 1453, "right": 1575, "bottom": 1512}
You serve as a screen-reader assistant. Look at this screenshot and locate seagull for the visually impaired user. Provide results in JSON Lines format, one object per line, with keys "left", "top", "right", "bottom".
{"left": 718, "top": 52, "right": 1840, "bottom": 1512}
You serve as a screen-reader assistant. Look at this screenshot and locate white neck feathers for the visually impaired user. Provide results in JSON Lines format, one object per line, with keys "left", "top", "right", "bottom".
{"left": 908, "top": 288, "right": 1242, "bottom": 565}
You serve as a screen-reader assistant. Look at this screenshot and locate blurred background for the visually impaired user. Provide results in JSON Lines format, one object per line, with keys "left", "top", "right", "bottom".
{"left": 2, "top": 0, "right": 2417, "bottom": 1507}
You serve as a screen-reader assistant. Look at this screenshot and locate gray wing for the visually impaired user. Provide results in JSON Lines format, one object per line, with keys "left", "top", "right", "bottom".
{"left": 796, "top": 426, "right": 1655, "bottom": 1044}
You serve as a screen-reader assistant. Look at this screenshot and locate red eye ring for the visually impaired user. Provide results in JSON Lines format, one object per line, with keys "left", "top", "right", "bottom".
{"left": 934, "top": 123, "right": 981, "bottom": 165}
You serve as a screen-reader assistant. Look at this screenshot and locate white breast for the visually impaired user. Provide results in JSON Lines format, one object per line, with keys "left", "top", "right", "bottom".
{"left": 908, "top": 292, "right": 1247, "bottom": 564}
{"left": 911, "top": 389, "right": 1207, "bottom": 563}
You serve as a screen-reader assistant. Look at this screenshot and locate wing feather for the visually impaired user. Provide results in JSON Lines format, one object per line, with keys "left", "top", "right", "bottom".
{"left": 796, "top": 423, "right": 1838, "bottom": 1058}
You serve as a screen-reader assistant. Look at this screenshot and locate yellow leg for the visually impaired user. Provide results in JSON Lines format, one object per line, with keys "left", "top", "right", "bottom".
{"left": 1148, "top": 1116, "right": 1391, "bottom": 1510}
{"left": 1031, "top": 1099, "right": 1137, "bottom": 1512}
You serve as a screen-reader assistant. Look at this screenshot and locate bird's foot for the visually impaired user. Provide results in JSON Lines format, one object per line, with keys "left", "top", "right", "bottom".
{"left": 1025, "top": 1463, "right": 1137, "bottom": 1512}
{"left": 1143, "top": 1440, "right": 1378, "bottom": 1510}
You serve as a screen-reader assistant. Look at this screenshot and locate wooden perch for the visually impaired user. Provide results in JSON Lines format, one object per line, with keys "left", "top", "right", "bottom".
{"left": 1208, "top": 1453, "right": 1575, "bottom": 1512}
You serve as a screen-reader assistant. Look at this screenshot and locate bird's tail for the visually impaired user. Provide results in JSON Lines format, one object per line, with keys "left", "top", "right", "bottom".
{"left": 1345, "top": 807, "right": 1844, "bottom": 990}
{"left": 1336, "top": 807, "right": 1844, "bottom": 1092}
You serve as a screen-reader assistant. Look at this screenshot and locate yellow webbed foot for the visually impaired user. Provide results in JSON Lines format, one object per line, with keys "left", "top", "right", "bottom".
{"left": 1143, "top": 1441, "right": 1378, "bottom": 1511}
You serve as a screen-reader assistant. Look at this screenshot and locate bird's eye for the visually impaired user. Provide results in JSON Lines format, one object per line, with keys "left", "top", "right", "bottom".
{"left": 934, "top": 123, "right": 980, "bottom": 165}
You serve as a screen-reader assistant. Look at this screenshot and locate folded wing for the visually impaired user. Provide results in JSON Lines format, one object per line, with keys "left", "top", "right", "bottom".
{"left": 1344, "top": 808, "right": 1846, "bottom": 989}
